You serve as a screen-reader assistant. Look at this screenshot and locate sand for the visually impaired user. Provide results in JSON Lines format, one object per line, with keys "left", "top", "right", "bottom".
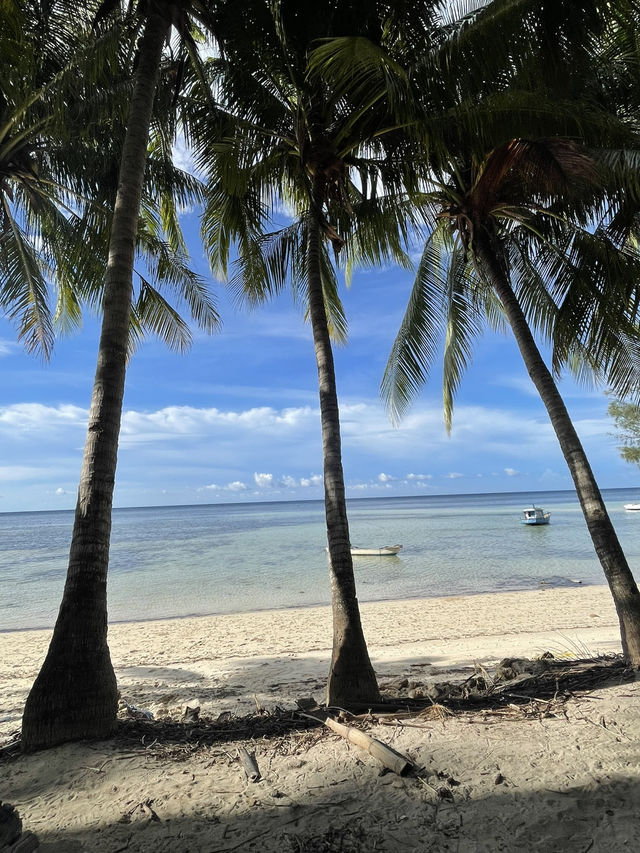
{"left": 1, "top": 585, "right": 639, "bottom": 852}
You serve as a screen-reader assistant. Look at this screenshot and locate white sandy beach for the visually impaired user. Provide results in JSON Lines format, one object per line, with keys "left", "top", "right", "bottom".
{"left": 1, "top": 585, "right": 638, "bottom": 852}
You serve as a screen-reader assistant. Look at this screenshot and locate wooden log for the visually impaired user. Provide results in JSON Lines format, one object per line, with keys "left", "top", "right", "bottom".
{"left": 237, "top": 747, "right": 261, "bottom": 782}
{"left": 140, "top": 800, "right": 160, "bottom": 822}
{"left": 324, "top": 716, "right": 413, "bottom": 776}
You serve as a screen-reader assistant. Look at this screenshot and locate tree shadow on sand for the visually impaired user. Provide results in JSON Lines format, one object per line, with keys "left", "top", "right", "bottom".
{"left": 4, "top": 752, "right": 640, "bottom": 852}
{"left": 1, "top": 658, "right": 637, "bottom": 852}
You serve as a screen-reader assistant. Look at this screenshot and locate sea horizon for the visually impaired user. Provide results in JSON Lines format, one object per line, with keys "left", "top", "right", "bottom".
{"left": 3, "top": 486, "right": 640, "bottom": 633}
{"left": 2, "top": 484, "right": 639, "bottom": 518}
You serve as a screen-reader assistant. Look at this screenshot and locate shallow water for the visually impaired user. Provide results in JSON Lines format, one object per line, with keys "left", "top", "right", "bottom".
{"left": 2, "top": 488, "right": 640, "bottom": 630}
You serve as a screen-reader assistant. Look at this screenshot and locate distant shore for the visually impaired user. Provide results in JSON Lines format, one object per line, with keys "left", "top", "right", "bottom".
{"left": 0, "top": 584, "right": 621, "bottom": 738}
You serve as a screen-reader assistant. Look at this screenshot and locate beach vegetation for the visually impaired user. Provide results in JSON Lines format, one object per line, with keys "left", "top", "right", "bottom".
{"left": 191, "top": 0, "right": 430, "bottom": 707}
{"left": 609, "top": 398, "right": 640, "bottom": 467}
{"left": 0, "top": 0, "right": 112, "bottom": 358}
{"left": 20, "top": 0, "right": 222, "bottom": 751}
{"left": 374, "top": 3, "right": 640, "bottom": 664}
{"left": 13, "top": 0, "right": 640, "bottom": 752}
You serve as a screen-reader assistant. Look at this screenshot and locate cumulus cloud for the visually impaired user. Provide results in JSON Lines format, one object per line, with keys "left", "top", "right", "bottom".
{"left": 0, "top": 395, "right": 610, "bottom": 511}
{"left": 118, "top": 405, "right": 319, "bottom": 446}
{"left": 0, "top": 403, "right": 87, "bottom": 432}
{"left": 202, "top": 481, "right": 247, "bottom": 492}
{"left": 254, "top": 472, "right": 274, "bottom": 488}
{"left": 300, "top": 475, "right": 323, "bottom": 487}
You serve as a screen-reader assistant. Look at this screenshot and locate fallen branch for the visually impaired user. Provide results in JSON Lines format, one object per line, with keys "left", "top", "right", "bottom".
{"left": 237, "top": 747, "right": 261, "bottom": 782}
{"left": 323, "top": 717, "right": 413, "bottom": 776}
{"left": 140, "top": 800, "right": 160, "bottom": 822}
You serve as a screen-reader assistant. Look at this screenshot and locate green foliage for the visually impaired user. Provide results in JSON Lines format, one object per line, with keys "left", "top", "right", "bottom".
{"left": 608, "top": 398, "right": 640, "bottom": 467}
{"left": 195, "top": 1, "right": 415, "bottom": 341}
{"left": 1, "top": 0, "right": 220, "bottom": 359}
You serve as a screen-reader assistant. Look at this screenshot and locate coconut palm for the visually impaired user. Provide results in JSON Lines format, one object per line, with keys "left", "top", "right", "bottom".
{"left": 21, "top": 0, "right": 222, "bottom": 751}
{"left": 306, "top": 1, "right": 640, "bottom": 665}
{"left": 0, "top": 0, "right": 107, "bottom": 355}
{"left": 193, "top": 0, "right": 435, "bottom": 706}
{"left": 0, "top": 0, "right": 211, "bottom": 356}
{"left": 383, "top": 137, "right": 640, "bottom": 665}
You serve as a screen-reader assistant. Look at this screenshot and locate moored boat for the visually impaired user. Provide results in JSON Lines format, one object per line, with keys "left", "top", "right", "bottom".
{"left": 624, "top": 503, "right": 640, "bottom": 511}
{"left": 350, "top": 544, "right": 403, "bottom": 556}
{"left": 325, "top": 544, "right": 403, "bottom": 556}
{"left": 520, "top": 506, "right": 551, "bottom": 525}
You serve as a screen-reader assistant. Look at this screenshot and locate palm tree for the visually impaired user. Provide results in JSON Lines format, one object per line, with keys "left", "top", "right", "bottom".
{"left": 307, "top": 2, "right": 640, "bottom": 665}
{"left": 383, "top": 138, "right": 640, "bottom": 665}
{"left": 21, "top": 0, "right": 221, "bottom": 751}
{"left": 0, "top": 0, "right": 104, "bottom": 356}
{"left": 194, "top": 0, "right": 430, "bottom": 706}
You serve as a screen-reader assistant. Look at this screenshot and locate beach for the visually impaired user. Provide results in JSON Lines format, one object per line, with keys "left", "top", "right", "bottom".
{"left": 2, "top": 584, "right": 639, "bottom": 851}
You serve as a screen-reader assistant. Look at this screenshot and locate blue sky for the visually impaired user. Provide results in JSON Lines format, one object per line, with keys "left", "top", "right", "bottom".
{"left": 0, "top": 205, "right": 636, "bottom": 513}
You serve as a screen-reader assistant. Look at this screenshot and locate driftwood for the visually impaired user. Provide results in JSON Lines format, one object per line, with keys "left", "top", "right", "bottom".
{"left": 237, "top": 746, "right": 261, "bottom": 782}
{"left": 323, "top": 716, "right": 413, "bottom": 776}
{"left": 140, "top": 800, "right": 160, "bottom": 822}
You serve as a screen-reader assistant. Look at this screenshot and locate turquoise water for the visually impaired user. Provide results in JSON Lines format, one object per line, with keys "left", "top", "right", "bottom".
{"left": 2, "top": 488, "right": 640, "bottom": 631}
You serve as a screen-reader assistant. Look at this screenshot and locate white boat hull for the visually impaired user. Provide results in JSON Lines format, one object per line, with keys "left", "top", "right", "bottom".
{"left": 350, "top": 545, "right": 402, "bottom": 556}
{"left": 624, "top": 504, "right": 640, "bottom": 511}
{"left": 351, "top": 545, "right": 402, "bottom": 557}
{"left": 326, "top": 544, "right": 403, "bottom": 556}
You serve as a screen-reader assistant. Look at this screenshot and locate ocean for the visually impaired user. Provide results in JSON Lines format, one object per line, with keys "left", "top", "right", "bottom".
{"left": 3, "top": 488, "right": 640, "bottom": 632}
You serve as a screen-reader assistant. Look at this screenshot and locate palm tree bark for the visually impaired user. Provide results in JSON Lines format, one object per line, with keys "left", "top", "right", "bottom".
{"left": 306, "top": 199, "right": 380, "bottom": 706}
{"left": 21, "top": 10, "right": 171, "bottom": 751}
{"left": 473, "top": 225, "right": 640, "bottom": 666}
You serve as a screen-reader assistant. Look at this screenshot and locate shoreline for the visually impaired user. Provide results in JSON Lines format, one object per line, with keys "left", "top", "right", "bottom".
{"left": 3, "top": 583, "right": 638, "bottom": 853}
{"left": 0, "top": 585, "right": 622, "bottom": 740}
{"left": 0, "top": 577, "right": 607, "bottom": 635}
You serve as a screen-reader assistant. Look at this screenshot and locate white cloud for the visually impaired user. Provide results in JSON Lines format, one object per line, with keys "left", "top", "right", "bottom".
{"left": 300, "top": 475, "right": 323, "bottom": 487}
{"left": 254, "top": 472, "right": 274, "bottom": 488}
{"left": 403, "top": 478, "right": 434, "bottom": 490}
{"left": 118, "top": 405, "right": 318, "bottom": 446}
{"left": 0, "top": 403, "right": 87, "bottom": 433}
{"left": 0, "top": 396, "right": 618, "bottom": 511}
{"left": 202, "top": 480, "right": 247, "bottom": 492}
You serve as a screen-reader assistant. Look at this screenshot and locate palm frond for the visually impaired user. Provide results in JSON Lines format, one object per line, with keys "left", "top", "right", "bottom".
{"left": 381, "top": 224, "right": 452, "bottom": 424}
{"left": 131, "top": 278, "right": 193, "bottom": 354}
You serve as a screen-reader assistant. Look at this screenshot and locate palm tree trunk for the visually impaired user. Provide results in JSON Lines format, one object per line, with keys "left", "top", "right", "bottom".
{"left": 306, "top": 200, "right": 380, "bottom": 706}
{"left": 473, "top": 226, "right": 640, "bottom": 666}
{"left": 21, "top": 11, "right": 171, "bottom": 751}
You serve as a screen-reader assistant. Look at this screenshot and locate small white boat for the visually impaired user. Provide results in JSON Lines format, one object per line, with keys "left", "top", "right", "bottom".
{"left": 624, "top": 503, "right": 640, "bottom": 511}
{"left": 350, "top": 544, "right": 403, "bottom": 556}
{"left": 520, "top": 506, "right": 551, "bottom": 525}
